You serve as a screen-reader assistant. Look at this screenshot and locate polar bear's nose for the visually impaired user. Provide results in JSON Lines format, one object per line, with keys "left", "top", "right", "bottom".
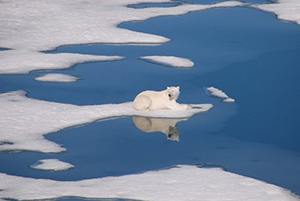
{"left": 168, "top": 94, "right": 171, "bottom": 97}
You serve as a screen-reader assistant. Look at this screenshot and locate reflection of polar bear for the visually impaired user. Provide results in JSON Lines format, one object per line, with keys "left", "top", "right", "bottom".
{"left": 133, "top": 86, "right": 191, "bottom": 111}
{"left": 133, "top": 117, "right": 188, "bottom": 141}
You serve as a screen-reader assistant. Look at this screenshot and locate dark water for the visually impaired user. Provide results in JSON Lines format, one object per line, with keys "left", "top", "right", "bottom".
{"left": 0, "top": 1, "right": 300, "bottom": 198}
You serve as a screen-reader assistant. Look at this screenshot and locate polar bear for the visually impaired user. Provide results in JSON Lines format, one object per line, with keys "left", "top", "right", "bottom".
{"left": 133, "top": 86, "right": 191, "bottom": 111}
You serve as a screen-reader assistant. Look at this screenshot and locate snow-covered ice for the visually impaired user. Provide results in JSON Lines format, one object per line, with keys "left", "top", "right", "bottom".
{"left": 30, "top": 159, "right": 74, "bottom": 171}
{"left": 253, "top": 0, "right": 300, "bottom": 25}
{"left": 0, "top": 0, "right": 246, "bottom": 74}
{"left": 0, "top": 165, "right": 298, "bottom": 201}
{"left": 35, "top": 73, "right": 81, "bottom": 83}
{"left": 204, "top": 86, "right": 235, "bottom": 103}
{"left": 0, "top": 50, "right": 124, "bottom": 74}
{"left": 0, "top": 0, "right": 247, "bottom": 51}
{"left": 0, "top": 0, "right": 298, "bottom": 74}
{"left": 140, "top": 55, "right": 194, "bottom": 68}
{"left": 0, "top": 90, "right": 212, "bottom": 153}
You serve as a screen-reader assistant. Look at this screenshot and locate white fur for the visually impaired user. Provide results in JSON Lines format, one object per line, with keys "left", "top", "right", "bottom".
{"left": 133, "top": 86, "right": 191, "bottom": 111}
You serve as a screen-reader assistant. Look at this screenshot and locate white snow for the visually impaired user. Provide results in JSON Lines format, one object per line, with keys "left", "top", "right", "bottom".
{"left": 0, "top": 0, "right": 247, "bottom": 51}
{"left": 0, "top": 90, "right": 212, "bottom": 153}
{"left": 0, "top": 0, "right": 298, "bottom": 74}
{"left": 140, "top": 56, "right": 194, "bottom": 68}
{"left": 204, "top": 86, "right": 235, "bottom": 103}
{"left": 35, "top": 73, "right": 81, "bottom": 83}
{"left": 0, "top": 0, "right": 246, "bottom": 74}
{"left": 253, "top": 0, "right": 300, "bottom": 25}
{"left": 0, "top": 50, "right": 124, "bottom": 74}
{"left": 0, "top": 165, "right": 298, "bottom": 201}
{"left": 30, "top": 159, "right": 74, "bottom": 171}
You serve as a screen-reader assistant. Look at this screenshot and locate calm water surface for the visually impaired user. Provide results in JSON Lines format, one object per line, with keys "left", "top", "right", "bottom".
{"left": 0, "top": 1, "right": 300, "bottom": 198}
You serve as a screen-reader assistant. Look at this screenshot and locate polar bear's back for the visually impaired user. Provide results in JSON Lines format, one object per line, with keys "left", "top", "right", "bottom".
{"left": 136, "top": 90, "right": 163, "bottom": 97}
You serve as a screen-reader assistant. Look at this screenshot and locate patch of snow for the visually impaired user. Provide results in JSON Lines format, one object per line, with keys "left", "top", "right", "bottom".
{"left": 0, "top": 50, "right": 124, "bottom": 74}
{"left": 204, "top": 87, "right": 235, "bottom": 103}
{"left": 30, "top": 159, "right": 74, "bottom": 171}
{"left": 0, "top": 165, "right": 298, "bottom": 201}
{"left": 222, "top": 97, "right": 235, "bottom": 103}
{"left": 35, "top": 74, "right": 81, "bottom": 83}
{"left": 253, "top": 0, "right": 300, "bottom": 25}
{"left": 0, "top": 90, "right": 212, "bottom": 153}
{"left": 0, "top": 0, "right": 246, "bottom": 74}
{"left": 0, "top": 0, "right": 247, "bottom": 51}
{"left": 140, "top": 56, "right": 194, "bottom": 68}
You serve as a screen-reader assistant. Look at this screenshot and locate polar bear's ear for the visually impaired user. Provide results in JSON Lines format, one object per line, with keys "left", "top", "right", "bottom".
{"left": 167, "top": 87, "right": 170, "bottom": 90}
{"left": 177, "top": 86, "right": 180, "bottom": 90}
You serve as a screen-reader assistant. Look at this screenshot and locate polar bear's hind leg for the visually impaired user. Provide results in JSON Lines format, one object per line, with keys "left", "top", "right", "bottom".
{"left": 133, "top": 95, "right": 152, "bottom": 111}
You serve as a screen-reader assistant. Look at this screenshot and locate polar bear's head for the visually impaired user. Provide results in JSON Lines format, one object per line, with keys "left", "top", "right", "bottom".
{"left": 167, "top": 86, "right": 180, "bottom": 101}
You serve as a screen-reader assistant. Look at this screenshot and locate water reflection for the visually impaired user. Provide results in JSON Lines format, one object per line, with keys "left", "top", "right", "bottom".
{"left": 132, "top": 116, "right": 188, "bottom": 141}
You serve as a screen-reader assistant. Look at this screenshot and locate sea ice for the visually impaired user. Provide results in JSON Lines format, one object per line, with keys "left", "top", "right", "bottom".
{"left": 0, "top": 0, "right": 298, "bottom": 75}
{"left": 0, "top": 165, "right": 298, "bottom": 201}
{"left": 0, "top": 90, "right": 212, "bottom": 153}
{"left": 0, "top": 50, "right": 124, "bottom": 74}
{"left": 30, "top": 159, "right": 74, "bottom": 171}
{"left": 140, "top": 55, "right": 194, "bottom": 68}
{"left": 0, "top": 0, "right": 247, "bottom": 51}
{"left": 35, "top": 73, "right": 81, "bottom": 83}
{"left": 204, "top": 86, "right": 235, "bottom": 103}
{"left": 253, "top": 0, "right": 300, "bottom": 25}
{"left": 0, "top": 0, "right": 246, "bottom": 74}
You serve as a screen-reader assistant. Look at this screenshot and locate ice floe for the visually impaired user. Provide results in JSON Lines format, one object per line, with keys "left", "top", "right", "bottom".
{"left": 30, "top": 159, "right": 74, "bottom": 171}
{"left": 0, "top": 0, "right": 246, "bottom": 74}
{"left": 253, "top": 0, "right": 300, "bottom": 25}
{"left": 35, "top": 73, "right": 81, "bottom": 83}
{"left": 0, "top": 0, "right": 298, "bottom": 74}
{"left": 140, "top": 55, "right": 194, "bottom": 68}
{"left": 0, "top": 165, "right": 298, "bottom": 201}
{"left": 0, "top": 0, "right": 247, "bottom": 51}
{"left": 0, "top": 90, "right": 212, "bottom": 153}
{"left": 204, "top": 87, "right": 235, "bottom": 103}
{"left": 0, "top": 50, "right": 124, "bottom": 74}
